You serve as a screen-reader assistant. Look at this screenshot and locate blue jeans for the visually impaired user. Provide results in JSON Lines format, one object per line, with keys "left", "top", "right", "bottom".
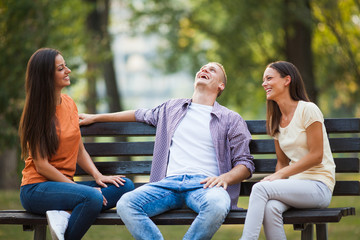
{"left": 20, "top": 179, "right": 134, "bottom": 240}
{"left": 117, "top": 174, "right": 231, "bottom": 240}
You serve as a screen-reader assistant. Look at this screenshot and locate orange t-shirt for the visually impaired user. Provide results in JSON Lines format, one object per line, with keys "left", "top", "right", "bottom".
{"left": 21, "top": 94, "right": 81, "bottom": 186}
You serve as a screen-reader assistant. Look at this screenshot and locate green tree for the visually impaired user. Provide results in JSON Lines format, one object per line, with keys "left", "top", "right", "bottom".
{"left": 124, "top": 0, "right": 360, "bottom": 118}
{"left": 0, "top": 0, "right": 88, "bottom": 189}
{"left": 312, "top": 0, "right": 360, "bottom": 116}
{"left": 0, "top": 0, "right": 128, "bottom": 189}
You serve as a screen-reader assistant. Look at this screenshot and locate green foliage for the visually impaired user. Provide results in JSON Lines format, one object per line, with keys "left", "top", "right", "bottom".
{"left": 1, "top": 0, "right": 359, "bottom": 153}
{"left": 0, "top": 0, "right": 89, "bottom": 152}
{"left": 312, "top": 0, "right": 360, "bottom": 116}
{"left": 125, "top": 0, "right": 360, "bottom": 118}
{"left": 125, "top": 0, "right": 284, "bottom": 118}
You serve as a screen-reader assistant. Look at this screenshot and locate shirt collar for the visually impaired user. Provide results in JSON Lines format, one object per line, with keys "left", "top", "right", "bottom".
{"left": 211, "top": 101, "right": 223, "bottom": 118}
{"left": 183, "top": 99, "right": 222, "bottom": 118}
{"left": 182, "top": 99, "right": 192, "bottom": 109}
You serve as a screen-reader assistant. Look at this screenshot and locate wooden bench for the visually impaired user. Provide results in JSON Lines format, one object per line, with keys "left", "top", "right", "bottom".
{"left": 0, "top": 118, "right": 359, "bottom": 240}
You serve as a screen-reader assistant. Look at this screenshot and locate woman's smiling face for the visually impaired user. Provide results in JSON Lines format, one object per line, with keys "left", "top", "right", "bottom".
{"left": 54, "top": 54, "right": 71, "bottom": 91}
{"left": 262, "top": 67, "right": 289, "bottom": 101}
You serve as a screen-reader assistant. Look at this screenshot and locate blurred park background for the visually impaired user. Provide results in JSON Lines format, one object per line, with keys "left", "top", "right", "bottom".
{"left": 0, "top": 0, "right": 359, "bottom": 239}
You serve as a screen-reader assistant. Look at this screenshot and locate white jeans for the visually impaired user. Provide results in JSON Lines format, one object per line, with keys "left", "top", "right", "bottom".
{"left": 240, "top": 179, "right": 332, "bottom": 240}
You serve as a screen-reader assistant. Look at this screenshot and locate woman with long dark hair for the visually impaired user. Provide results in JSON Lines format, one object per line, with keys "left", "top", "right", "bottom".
{"left": 19, "top": 48, "right": 134, "bottom": 240}
{"left": 240, "top": 61, "right": 335, "bottom": 240}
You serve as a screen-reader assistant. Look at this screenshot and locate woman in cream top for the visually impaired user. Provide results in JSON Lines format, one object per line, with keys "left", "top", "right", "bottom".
{"left": 240, "top": 61, "right": 335, "bottom": 240}
{"left": 276, "top": 100, "right": 335, "bottom": 191}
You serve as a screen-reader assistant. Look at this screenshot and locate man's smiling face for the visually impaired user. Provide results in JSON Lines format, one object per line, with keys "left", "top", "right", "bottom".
{"left": 194, "top": 63, "right": 225, "bottom": 96}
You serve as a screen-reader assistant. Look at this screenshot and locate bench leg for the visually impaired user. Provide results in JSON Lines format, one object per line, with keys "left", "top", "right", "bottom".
{"left": 301, "top": 223, "right": 314, "bottom": 240}
{"left": 33, "top": 225, "right": 46, "bottom": 240}
{"left": 316, "top": 223, "right": 328, "bottom": 240}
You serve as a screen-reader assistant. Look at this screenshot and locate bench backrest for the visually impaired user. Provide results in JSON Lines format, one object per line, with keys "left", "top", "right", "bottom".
{"left": 79, "top": 118, "right": 360, "bottom": 196}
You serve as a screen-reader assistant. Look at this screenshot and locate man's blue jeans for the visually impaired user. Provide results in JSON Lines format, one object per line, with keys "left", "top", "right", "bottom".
{"left": 20, "top": 179, "right": 134, "bottom": 240}
{"left": 117, "top": 174, "right": 231, "bottom": 240}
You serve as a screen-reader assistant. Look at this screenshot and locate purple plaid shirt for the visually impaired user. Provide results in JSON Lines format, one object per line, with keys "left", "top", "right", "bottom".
{"left": 135, "top": 98, "right": 254, "bottom": 209}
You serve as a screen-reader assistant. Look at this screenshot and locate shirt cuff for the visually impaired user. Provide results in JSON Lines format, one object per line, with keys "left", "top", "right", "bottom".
{"left": 134, "top": 109, "right": 146, "bottom": 122}
{"left": 234, "top": 160, "right": 255, "bottom": 179}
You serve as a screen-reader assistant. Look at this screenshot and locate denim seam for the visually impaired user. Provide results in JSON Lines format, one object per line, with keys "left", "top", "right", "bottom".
{"left": 141, "top": 190, "right": 179, "bottom": 210}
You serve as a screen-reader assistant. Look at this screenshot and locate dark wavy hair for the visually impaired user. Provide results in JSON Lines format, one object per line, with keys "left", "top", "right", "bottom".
{"left": 265, "top": 61, "right": 310, "bottom": 136}
{"left": 19, "top": 48, "right": 61, "bottom": 160}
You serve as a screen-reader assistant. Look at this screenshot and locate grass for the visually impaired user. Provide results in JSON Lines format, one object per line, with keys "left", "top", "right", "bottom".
{"left": 0, "top": 190, "right": 359, "bottom": 240}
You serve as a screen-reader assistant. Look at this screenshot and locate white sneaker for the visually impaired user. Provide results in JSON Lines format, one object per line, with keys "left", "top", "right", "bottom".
{"left": 46, "top": 210, "right": 70, "bottom": 240}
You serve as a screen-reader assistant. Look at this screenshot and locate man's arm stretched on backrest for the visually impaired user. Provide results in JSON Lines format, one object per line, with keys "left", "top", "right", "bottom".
{"left": 79, "top": 110, "right": 136, "bottom": 126}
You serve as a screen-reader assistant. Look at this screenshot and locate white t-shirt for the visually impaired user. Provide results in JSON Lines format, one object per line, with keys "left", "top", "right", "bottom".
{"left": 275, "top": 101, "right": 336, "bottom": 192}
{"left": 166, "top": 102, "right": 219, "bottom": 177}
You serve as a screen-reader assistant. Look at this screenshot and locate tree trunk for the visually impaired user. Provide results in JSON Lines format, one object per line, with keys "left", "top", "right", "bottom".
{"left": 102, "top": 0, "right": 123, "bottom": 112}
{"left": 85, "top": 0, "right": 122, "bottom": 113}
{"left": 85, "top": 0, "right": 101, "bottom": 113}
{"left": 85, "top": 63, "right": 98, "bottom": 114}
{"left": 104, "top": 60, "right": 123, "bottom": 112}
{"left": 0, "top": 148, "right": 19, "bottom": 189}
{"left": 284, "top": 0, "right": 317, "bottom": 103}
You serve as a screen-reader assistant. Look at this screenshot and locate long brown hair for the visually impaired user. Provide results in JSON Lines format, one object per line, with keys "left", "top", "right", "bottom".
{"left": 265, "top": 61, "right": 310, "bottom": 136}
{"left": 19, "top": 48, "right": 61, "bottom": 160}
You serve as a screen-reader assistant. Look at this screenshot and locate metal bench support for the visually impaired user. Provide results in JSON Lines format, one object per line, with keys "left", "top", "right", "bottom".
{"left": 301, "top": 223, "right": 313, "bottom": 240}
{"left": 316, "top": 223, "right": 328, "bottom": 240}
{"left": 34, "top": 225, "right": 46, "bottom": 240}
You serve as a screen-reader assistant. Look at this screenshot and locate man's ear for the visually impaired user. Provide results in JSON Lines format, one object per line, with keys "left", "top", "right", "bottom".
{"left": 218, "top": 82, "right": 225, "bottom": 92}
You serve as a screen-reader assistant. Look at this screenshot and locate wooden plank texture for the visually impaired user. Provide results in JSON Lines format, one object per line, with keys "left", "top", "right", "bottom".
{"left": 0, "top": 207, "right": 354, "bottom": 225}
{"left": 84, "top": 142, "right": 154, "bottom": 156}
{"left": 75, "top": 157, "right": 359, "bottom": 175}
{"left": 81, "top": 122, "right": 156, "bottom": 136}
{"left": 80, "top": 118, "right": 360, "bottom": 136}
{"left": 83, "top": 138, "right": 359, "bottom": 156}
{"left": 240, "top": 181, "right": 360, "bottom": 196}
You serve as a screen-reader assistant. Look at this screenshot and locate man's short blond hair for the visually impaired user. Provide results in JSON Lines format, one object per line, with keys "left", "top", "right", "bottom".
{"left": 209, "top": 62, "right": 227, "bottom": 97}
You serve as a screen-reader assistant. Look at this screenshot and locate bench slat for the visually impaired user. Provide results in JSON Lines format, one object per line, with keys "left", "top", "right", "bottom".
{"left": 252, "top": 158, "right": 360, "bottom": 173}
{"left": 80, "top": 118, "right": 360, "bottom": 136}
{"left": 329, "top": 138, "right": 360, "bottom": 153}
{"left": 249, "top": 138, "right": 360, "bottom": 154}
{"left": 324, "top": 118, "right": 360, "bottom": 133}
{"left": 129, "top": 181, "right": 359, "bottom": 196}
{"left": 0, "top": 207, "right": 354, "bottom": 225}
{"left": 76, "top": 161, "right": 152, "bottom": 175}
{"left": 0, "top": 211, "right": 46, "bottom": 225}
{"left": 244, "top": 120, "right": 266, "bottom": 135}
{"left": 75, "top": 157, "right": 359, "bottom": 175}
{"left": 281, "top": 207, "right": 356, "bottom": 224}
{"left": 239, "top": 181, "right": 360, "bottom": 196}
{"left": 333, "top": 181, "right": 360, "bottom": 196}
{"left": 245, "top": 118, "right": 360, "bottom": 134}
{"left": 81, "top": 122, "right": 156, "bottom": 136}
{"left": 84, "top": 138, "right": 360, "bottom": 156}
{"left": 333, "top": 158, "right": 360, "bottom": 172}
{"left": 84, "top": 142, "right": 154, "bottom": 156}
